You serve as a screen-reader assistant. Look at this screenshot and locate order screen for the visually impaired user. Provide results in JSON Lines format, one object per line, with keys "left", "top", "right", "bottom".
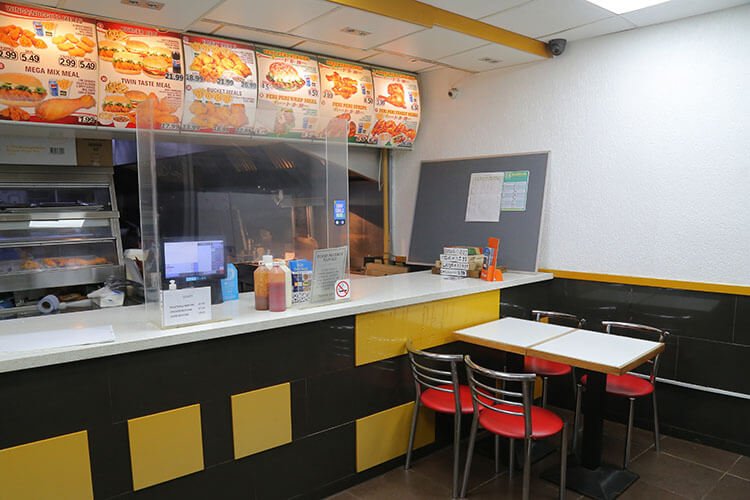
{"left": 164, "top": 240, "right": 224, "bottom": 279}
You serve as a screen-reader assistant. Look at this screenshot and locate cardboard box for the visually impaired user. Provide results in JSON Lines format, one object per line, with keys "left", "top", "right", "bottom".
{"left": 76, "top": 139, "right": 113, "bottom": 167}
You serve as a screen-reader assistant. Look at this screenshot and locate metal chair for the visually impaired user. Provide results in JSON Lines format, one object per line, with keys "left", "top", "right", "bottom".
{"left": 526, "top": 310, "right": 586, "bottom": 407}
{"left": 405, "top": 341, "right": 471, "bottom": 499}
{"left": 574, "top": 321, "right": 669, "bottom": 468}
{"left": 461, "top": 356, "right": 567, "bottom": 500}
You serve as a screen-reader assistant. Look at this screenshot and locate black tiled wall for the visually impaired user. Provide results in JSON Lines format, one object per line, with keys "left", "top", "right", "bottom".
{"left": 501, "top": 278, "right": 750, "bottom": 454}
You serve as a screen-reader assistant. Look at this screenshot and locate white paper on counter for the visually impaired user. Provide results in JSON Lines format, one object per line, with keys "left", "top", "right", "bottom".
{"left": 161, "top": 286, "right": 211, "bottom": 327}
{"left": 465, "top": 172, "right": 504, "bottom": 222}
{"left": 0, "top": 325, "right": 115, "bottom": 353}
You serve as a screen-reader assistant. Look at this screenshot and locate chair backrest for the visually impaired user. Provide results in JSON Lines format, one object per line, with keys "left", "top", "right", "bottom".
{"left": 406, "top": 341, "right": 464, "bottom": 414}
{"left": 464, "top": 355, "right": 537, "bottom": 439}
{"left": 602, "top": 321, "right": 669, "bottom": 383}
{"left": 532, "top": 309, "right": 586, "bottom": 328}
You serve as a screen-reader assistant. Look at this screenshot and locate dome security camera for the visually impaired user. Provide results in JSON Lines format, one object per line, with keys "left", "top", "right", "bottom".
{"left": 448, "top": 87, "right": 459, "bottom": 99}
{"left": 547, "top": 38, "right": 567, "bottom": 56}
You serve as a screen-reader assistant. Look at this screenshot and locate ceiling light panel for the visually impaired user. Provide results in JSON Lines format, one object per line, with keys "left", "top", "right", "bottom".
{"left": 419, "top": 0, "right": 528, "bottom": 19}
{"left": 481, "top": 0, "right": 613, "bottom": 38}
{"left": 585, "top": 0, "right": 670, "bottom": 14}
{"left": 204, "top": 0, "right": 337, "bottom": 33}
{"left": 291, "top": 6, "right": 424, "bottom": 50}
{"left": 540, "top": 15, "right": 636, "bottom": 42}
{"left": 63, "top": 0, "right": 223, "bottom": 30}
{"left": 376, "top": 27, "right": 488, "bottom": 61}
{"left": 620, "top": 0, "right": 750, "bottom": 27}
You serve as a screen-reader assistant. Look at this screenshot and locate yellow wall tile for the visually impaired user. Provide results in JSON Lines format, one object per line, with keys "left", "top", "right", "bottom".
{"left": 355, "top": 290, "right": 500, "bottom": 365}
{"left": 231, "top": 382, "right": 292, "bottom": 459}
{"left": 0, "top": 430, "right": 93, "bottom": 500}
{"left": 356, "top": 401, "right": 434, "bottom": 472}
{"left": 128, "top": 404, "right": 204, "bottom": 491}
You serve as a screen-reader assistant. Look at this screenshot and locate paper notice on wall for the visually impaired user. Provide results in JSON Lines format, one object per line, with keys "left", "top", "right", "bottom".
{"left": 501, "top": 171, "right": 530, "bottom": 212}
{"left": 310, "top": 246, "right": 348, "bottom": 304}
{"left": 465, "top": 172, "right": 504, "bottom": 222}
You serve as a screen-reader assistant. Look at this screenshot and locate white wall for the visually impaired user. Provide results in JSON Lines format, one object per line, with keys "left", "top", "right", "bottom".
{"left": 393, "top": 5, "right": 750, "bottom": 285}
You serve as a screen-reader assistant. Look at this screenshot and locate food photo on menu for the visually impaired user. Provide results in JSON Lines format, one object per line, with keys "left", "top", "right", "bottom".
{"left": 254, "top": 47, "right": 319, "bottom": 139}
{"left": 181, "top": 34, "right": 257, "bottom": 135}
{"left": 371, "top": 68, "right": 420, "bottom": 148}
{"left": 317, "top": 58, "right": 375, "bottom": 144}
{"left": 95, "top": 21, "right": 183, "bottom": 129}
{"left": 0, "top": 2, "right": 98, "bottom": 125}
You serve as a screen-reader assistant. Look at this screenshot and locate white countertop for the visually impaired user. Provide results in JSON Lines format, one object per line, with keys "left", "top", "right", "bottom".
{"left": 0, "top": 270, "right": 551, "bottom": 373}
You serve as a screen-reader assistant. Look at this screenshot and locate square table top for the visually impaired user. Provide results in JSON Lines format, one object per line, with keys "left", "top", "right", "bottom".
{"left": 454, "top": 317, "right": 577, "bottom": 355}
{"left": 526, "top": 329, "right": 665, "bottom": 376}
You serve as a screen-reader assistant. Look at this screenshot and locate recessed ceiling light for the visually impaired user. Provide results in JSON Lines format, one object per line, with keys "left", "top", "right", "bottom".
{"left": 478, "top": 57, "right": 501, "bottom": 64}
{"left": 586, "top": 0, "right": 670, "bottom": 14}
{"left": 340, "top": 27, "right": 372, "bottom": 37}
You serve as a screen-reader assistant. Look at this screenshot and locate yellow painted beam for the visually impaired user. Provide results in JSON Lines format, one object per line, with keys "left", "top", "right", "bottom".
{"left": 540, "top": 269, "right": 750, "bottom": 296}
{"left": 231, "top": 383, "right": 293, "bottom": 459}
{"left": 0, "top": 431, "right": 94, "bottom": 500}
{"left": 356, "top": 290, "right": 500, "bottom": 365}
{"left": 128, "top": 404, "right": 205, "bottom": 491}
{"left": 326, "top": 0, "right": 551, "bottom": 58}
{"left": 356, "top": 401, "right": 434, "bottom": 472}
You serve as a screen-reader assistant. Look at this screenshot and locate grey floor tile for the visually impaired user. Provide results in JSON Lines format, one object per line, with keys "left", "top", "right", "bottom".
{"left": 325, "top": 492, "right": 359, "bottom": 500}
{"left": 410, "top": 445, "right": 500, "bottom": 493}
{"left": 619, "top": 480, "right": 688, "bottom": 499}
{"left": 727, "top": 455, "right": 750, "bottom": 481}
{"left": 660, "top": 436, "right": 740, "bottom": 472}
{"left": 466, "top": 473, "right": 582, "bottom": 500}
{"left": 345, "top": 466, "right": 451, "bottom": 499}
{"left": 628, "top": 452, "right": 723, "bottom": 499}
{"left": 703, "top": 474, "right": 750, "bottom": 500}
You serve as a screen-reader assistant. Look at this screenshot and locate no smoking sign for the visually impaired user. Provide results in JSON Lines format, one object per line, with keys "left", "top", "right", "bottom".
{"left": 335, "top": 279, "right": 351, "bottom": 300}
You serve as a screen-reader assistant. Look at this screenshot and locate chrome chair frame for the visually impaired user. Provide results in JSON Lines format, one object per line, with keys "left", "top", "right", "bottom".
{"left": 531, "top": 310, "right": 586, "bottom": 408}
{"left": 573, "top": 321, "right": 669, "bottom": 468}
{"left": 461, "top": 356, "right": 567, "bottom": 500}
{"left": 405, "top": 341, "right": 465, "bottom": 499}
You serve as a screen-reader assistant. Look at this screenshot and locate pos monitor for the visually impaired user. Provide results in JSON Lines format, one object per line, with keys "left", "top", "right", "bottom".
{"left": 162, "top": 238, "right": 226, "bottom": 301}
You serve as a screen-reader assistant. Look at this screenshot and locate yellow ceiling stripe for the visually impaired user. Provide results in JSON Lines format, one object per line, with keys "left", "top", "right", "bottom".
{"left": 326, "top": 0, "right": 551, "bottom": 59}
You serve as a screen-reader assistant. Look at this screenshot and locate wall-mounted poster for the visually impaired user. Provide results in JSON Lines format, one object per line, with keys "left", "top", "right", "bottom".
{"left": 0, "top": 2, "right": 98, "bottom": 125}
{"left": 371, "top": 68, "right": 420, "bottom": 149}
{"left": 182, "top": 34, "right": 256, "bottom": 135}
{"left": 95, "top": 21, "right": 183, "bottom": 129}
{"left": 317, "top": 57, "right": 374, "bottom": 144}
{"left": 254, "top": 46, "right": 319, "bottom": 139}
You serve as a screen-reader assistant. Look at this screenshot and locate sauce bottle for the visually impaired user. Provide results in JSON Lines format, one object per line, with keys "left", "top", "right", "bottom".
{"left": 275, "top": 259, "right": 293, "bottom": 308}
{"left": 268, "top": 263, "right": 287, "bottom": 312}
{"left": 254, "top": 254, "right": 273, "bottom": 310}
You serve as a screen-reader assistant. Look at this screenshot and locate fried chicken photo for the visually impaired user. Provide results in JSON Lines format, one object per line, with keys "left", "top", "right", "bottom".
{"left": 35, "top": 95, "right": 96, "bottom": 121}
{"left": 326, "top": 71, "right": 358, "bottom": 99}
{"left": 378, "top": 82, "right": 406, "bottom": 108}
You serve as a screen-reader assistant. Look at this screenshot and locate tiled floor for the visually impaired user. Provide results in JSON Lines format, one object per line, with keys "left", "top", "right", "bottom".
{"left": 328, "top": 416, "right": 749, "bottom": 499}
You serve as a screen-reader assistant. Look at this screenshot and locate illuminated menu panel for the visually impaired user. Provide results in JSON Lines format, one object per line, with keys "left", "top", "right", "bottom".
{"left": 371, "top": 68, "right": 420, "bottom": 149}
{"left": 317, "top": 57, "right": 374, "bottom": 144}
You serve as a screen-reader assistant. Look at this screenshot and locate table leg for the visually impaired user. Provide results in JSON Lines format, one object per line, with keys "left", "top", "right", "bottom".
{"left": 542, "top": 370, "right": 638, "bottom": 500}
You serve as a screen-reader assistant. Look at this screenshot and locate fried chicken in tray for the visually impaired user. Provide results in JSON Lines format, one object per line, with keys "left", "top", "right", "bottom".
{"left": 326, "top": 71, "right": 358, "bottom": 99}
{"left": 378, "top": 83, "right": 406, "bottom": 108}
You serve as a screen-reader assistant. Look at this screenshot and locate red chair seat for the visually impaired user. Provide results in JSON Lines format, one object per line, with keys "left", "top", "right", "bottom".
{"left": 479, "top": 404, "right": 564, "bottom": 439}
{"left": 421, "top": 384, "right": 475, "bottom": 414}
{"left": 524, "top": 356, "right": 572, "bottom": 377}
{"left": 581, "top": 373, "right": 654, "bottom": 398}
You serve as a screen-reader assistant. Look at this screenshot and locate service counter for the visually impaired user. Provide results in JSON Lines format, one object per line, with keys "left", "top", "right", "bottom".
{"left": 0, "top": 270, "right": 551, "bottom": 499}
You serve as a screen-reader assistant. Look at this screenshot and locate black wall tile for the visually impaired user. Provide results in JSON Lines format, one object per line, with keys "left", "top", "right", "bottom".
{"left": 127, "top": 460, "right": 254, "bottom": 500}
{"left": 89, "top": 422, "right": 132, "bottom": 499}
{"left": 201, "top": 397, "right": 234, "bottom": 467}
{"left": 734, "top": 296, "right": 750, "bottom": 345}
{"left": 630, "top": 286, "right": 734, "bottom": 342}
{"left": 548, "top": 280, "right": 632, "bottom": 331}
{"left": 291, "top": 379, "right": 309, "bottom": 440}
{"left": 500, "top": 280, "right": 552, "bottom": 318}
{"left": 675, "top": 337, "right": 750, "bottom": 394}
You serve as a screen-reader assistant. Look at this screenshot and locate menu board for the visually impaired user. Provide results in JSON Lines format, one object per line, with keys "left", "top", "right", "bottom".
{"left": 0, "top": 2, "right": 98, "bottom": 125}
{"left": 95, "top": 21, "right": 183, "bottom": 130}
{"left": 255, "top": 47, "right": 319, "bottom": 139}
{"left": 371, "top": 68, "right": 420, "bottom": 149}
{"left": 181, "top": 34, "right": 256, "bottom": 135}
{"left": 317, "top": 58, "right": 374, "bottom": 144}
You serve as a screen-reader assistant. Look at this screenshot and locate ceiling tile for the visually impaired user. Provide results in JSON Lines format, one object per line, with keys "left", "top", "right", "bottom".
{"left": 439, "top": 43, "right": 544, "bottom": 72}
{"left": 540, "top": 15, "right": 636, "bottom": 42}
{"left": 481, "top": 0, "right": 613, "bottom": 38}
{"left": 621, "top": 0, "right": 750, "bottom": 27}
{"left": 215, "top": 25, "right": 304, "bottom": 48}
{"left": 291, "top": 6, "right": 424, "bottom": 50}
{"left": 420, "top": 0, "right": 528, "bottom": 19}
{"left": 376, "top": 27, "right": 489, "bottom": 60}
{"left": 360, "top": 52, "right": 435, "bottom": 72}
{"left": 294, "top": 40, "right": 377, "bottom": 61}
{"left": 188, "top": 20, "right": 223, "bottom": 35}
{"left": 63, "top": 0, "right": 223, "bottom": 30}
{"left": 204, "top": 0, "right": 337, "bottom": 32}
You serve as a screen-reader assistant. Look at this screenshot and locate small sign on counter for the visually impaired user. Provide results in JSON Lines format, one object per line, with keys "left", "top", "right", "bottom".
{"left": 310, "top": 246, "right": 348, "bottom": 304}
{"left": 161, "top": 286, "right": 211, "bottom": 327}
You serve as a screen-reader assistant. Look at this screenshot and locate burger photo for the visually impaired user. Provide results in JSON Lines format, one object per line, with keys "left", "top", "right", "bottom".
{"left": 0, "top": 73, "right": 48, "bottom": 108}
{"left": 124, "top": 90, "right": 148, "bottom": 108}
{"left": 142, "top": 56, "right": 170, "bottom": 78}
{"left": 102, "top": 95, "right": 134, "bottom": 114}
{"left": 98, "top": 40, "right": 125, "bottom": 61}
{"left": 147, "top": 46, "right": 172, "bottom": 64}
{"left": 112, "top": 52, "right": 143, "bottom": 75}
{"left": 125, "top": 39, "right": 150, "bottom": 56}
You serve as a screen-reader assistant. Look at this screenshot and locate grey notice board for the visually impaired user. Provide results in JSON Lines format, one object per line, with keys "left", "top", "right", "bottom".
{"left": 408, "top": 152, "right": 548, "bottom": 271}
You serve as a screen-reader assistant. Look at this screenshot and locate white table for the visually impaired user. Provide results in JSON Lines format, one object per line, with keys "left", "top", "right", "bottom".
{"left": 454, "top": 317, "right": 576, "bottom": 355}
